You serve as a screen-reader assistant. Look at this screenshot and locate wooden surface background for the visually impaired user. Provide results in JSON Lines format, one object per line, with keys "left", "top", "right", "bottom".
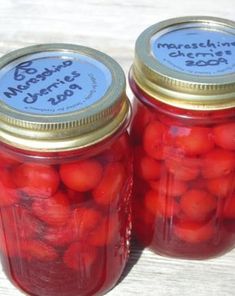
{"left": 0, "top": 0, "right": 235, "bottom": 295}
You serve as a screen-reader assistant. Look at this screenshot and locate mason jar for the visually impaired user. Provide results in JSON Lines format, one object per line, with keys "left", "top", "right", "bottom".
{"left": 0, "top": 44, "right": 132, "bottom": 295}
{"left": 130, "top": 16, "right": 235, "bottom": 259}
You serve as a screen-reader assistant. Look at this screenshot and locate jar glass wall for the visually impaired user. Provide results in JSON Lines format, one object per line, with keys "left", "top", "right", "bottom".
{"left": 130, "top": 16, "right": 235, "bottom": 259}
{"left": 0, "top": 131, "right": 132, "bottom": 296}
{"left": 0, "top": 44, "right": 132, "bottom": 295}
{"left": 130, "top": 81, "right": 235, "bottom": 259}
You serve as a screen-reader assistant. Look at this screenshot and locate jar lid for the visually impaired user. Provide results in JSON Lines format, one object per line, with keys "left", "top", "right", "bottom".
{"left": 0, "top": 44, "right": 130, "bottom": 152}
{"left": 131, "top": 16, "right": 235, "bottom": 110}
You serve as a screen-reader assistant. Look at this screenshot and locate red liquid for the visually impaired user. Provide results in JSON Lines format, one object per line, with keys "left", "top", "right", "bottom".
{"left": 130, "top": 79, "right": 235, "bottom": 259}
{"left": 0, "top": 132, "right": 132, "bottom": 296}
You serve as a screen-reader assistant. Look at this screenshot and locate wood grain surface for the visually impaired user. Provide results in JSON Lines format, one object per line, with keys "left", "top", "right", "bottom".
{"left": 0, "top": 0, "right": 235, "bottom": 295}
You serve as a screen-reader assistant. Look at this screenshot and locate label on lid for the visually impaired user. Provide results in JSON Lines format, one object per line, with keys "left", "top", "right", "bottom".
{"left": 0, "top": 52, "right": 112, "bottom": 115}
{"left": 151, "top": 27, "right": 235, "bottom": 76}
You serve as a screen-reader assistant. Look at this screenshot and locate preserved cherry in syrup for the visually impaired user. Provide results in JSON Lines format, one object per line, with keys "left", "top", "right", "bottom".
{"left": 0, "top": 44, "right": 132, "bottom": 296}
{"left": 130, "top": 16, "right": 235, "bottom": 259}
{"left": 131, "top": 97, "right": 235, "bottom": 259}
{"left": 0, "top": 133, "right": 132, "bottom": 296}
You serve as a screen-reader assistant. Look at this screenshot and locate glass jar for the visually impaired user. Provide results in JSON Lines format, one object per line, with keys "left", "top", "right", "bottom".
{"left": 130, "top": 16, "right": 235, "bottom": 259}
{"left": 0, "top": 44, "right": 132, "bottom": 295}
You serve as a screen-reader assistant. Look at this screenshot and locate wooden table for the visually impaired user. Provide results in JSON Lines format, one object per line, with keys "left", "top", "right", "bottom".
{"left": 0, "top": 0, "right": 235, "bottom": 295}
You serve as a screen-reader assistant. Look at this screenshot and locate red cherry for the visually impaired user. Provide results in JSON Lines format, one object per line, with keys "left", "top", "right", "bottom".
{"left": 42, "top": 208, "right": 102, "bottom": 248}
{"left": 202, "top": 148, "right": 235, "bottom": 179}
{"left": 223, "top": 195, "right": 235, "bottom": 218}
{"left": 174, "top": 221, "right": 214, "bottom": 243}
{"left": 13, "top": 163, "right": 60, "bottom": 198}
{"left": 72, "top": 207, "right": 102, "bottom": 237}
{"left": 206, "top": 174, "right": 235, "bottom": 198}
{"left": 32, "top": 191, "right": 70, "bottom": 226}
{"left": 213, "top": 123, "right": 235, "bottom": 150}
{"left": 93, "top": 162, "right": 125, "bottom": 206}
{"left": 144, "top": 190, "right": 180, "bottom": 218}
{"left": 149, "top": 178, "right": 187, "bottom": 197}
{"left": 60, "top": 160, "right": 103, "bottom": 192}
{"left": 167, "top": 126, "right": 214, "bottom": 156}
{"left": 0, "top": 168, "right": 16, "bottom": 188}
{"left": 21, "top": 240, "right": 58, "bottom": 261}
{"left": 136, "top": 155, "right": 162, "bottom": 180}
{"left": 180, "top": 189, "right": 216, "bottom": 222}
{"left": 16, "top": 208, "right": 45, "bottom": 239}
{"left": 63, "top": 242, "right": 97, "bottom": 271}
{"left": 44, "top": 207, "right": 100, "bottom": 248}
{"left": 87, "top": 215, "right": 119, "bottom": 246}
{"left": 165, "top": 157, "right": 200, "bottom": 181}
{"left": 143, "top": 121, "right": 166, "bottom": 160}
{"left": 43, "top": 223, "right": 78, "bottom": 247}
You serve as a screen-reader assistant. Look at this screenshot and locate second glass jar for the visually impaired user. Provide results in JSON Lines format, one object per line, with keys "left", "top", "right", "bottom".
{"left": 130, "top": 16, "right": 235, "bottom": 259}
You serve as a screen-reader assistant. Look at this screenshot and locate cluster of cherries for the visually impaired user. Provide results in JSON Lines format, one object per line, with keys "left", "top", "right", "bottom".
{"left": 131, "top": 101, "right": 235, "bottom": 258}
{"left": 0, "top": 134, "right": 132, "bottom": 296}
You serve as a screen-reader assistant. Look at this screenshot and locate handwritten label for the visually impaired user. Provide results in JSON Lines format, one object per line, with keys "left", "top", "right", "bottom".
{"left": 151, "top": 28, "right": 235, "bottom": 76}
{"left": 0, "top": 52, "right": 112, "bottom": 114}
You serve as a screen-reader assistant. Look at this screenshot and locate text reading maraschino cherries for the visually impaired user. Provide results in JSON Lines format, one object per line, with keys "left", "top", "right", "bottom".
{"left": 3, "top": 60, "right": 83, "bottom": 107}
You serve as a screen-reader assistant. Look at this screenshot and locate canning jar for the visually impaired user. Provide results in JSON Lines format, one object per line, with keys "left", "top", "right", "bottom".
{"left": 0, "top": 44, "right": 132, "bottom": 295}
{"left": 130, "top": 16, "right": 235, "bottom": 259}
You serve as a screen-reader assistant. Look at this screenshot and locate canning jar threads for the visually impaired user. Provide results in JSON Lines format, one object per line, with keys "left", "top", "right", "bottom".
{"left": 130, "top": 16, "right": 235, "bottom": 259}
{"left": 0, "top": 44, "right": 132, "bottom": 296}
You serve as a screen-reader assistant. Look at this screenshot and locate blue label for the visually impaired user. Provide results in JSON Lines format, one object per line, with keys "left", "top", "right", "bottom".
{"left": 151, "top": 28, "right": 235, "bottom": 76}
{"left": 0, "top": 52, "right": 112, "bottom": 114}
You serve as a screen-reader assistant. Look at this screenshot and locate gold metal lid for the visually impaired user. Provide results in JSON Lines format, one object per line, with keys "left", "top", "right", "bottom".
{"left": 0, "top": 44, "right": 130, "bottom": 152}
{"left": 131, "top": 16, "right": 235, "bottom": 110}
